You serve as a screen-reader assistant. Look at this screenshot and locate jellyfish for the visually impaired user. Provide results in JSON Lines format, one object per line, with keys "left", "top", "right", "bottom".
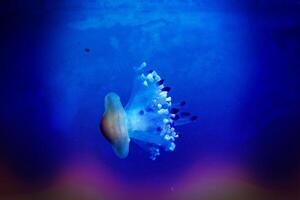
{"left": 99, "top": 62, "right": 197, "bottom": 160}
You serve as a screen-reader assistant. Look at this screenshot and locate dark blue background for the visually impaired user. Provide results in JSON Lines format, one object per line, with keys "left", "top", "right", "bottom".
{"left": 1, "top": 0, "right": 300, "bottom": 189}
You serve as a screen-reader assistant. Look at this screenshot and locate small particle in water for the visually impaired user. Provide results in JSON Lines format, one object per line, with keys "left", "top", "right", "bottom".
{"left": 190, "top": 115, "right": 198, "bottom": 121}
{"left": 156, "top": 127, "right": 162, "bottom": 132}
{"left": 146, "top": 107, "right": 154, "bottom": 112}
{"left": 84, "top": 48, "right": 90, "bottom": 53}
{"left": 161, "top": 86, "right": 171, "bottom": 92}
{"left": 170, "top": 108, "right": 179, "bottom": 114}
{"left": 157, "top": 79, "right": 164, "bottom": 86}
{"left": 180, "top": 101, "right": 186, "bottom": 106}
{"left": 139, "top": 110, "right": 144, "bottom": 115}
{"left": 180, "top": 112, "right": 190, "bottom": 117}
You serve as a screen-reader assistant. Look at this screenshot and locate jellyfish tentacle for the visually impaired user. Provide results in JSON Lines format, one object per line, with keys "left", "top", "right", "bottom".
{"left": 125, "top": 62, "right": 182, "bottom": 159}
{"left": 132, "top": 139, "right": 161, "bottom": 160}
{"left": 173, "top": 115, "right": 198, "bottom": 126}
{"left": 129, "top": 131, "right": 175, "bottom": 149}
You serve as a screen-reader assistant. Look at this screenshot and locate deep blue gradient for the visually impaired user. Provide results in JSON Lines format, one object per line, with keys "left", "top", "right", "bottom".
{"left": 1, "top": 0, "right": 300, "bottom": 191}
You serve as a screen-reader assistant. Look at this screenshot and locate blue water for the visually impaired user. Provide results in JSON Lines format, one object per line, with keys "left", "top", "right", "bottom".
{"left": 1, "top": 0, "right": 300, "bottom": 194}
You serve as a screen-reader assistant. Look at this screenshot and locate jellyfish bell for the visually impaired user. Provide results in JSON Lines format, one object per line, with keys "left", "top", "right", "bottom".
{"left": 100, "top": 92, "right": 130, "bottom": 158}
{"left": 99, "top": 63, "right": 197, "bottom": 160}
